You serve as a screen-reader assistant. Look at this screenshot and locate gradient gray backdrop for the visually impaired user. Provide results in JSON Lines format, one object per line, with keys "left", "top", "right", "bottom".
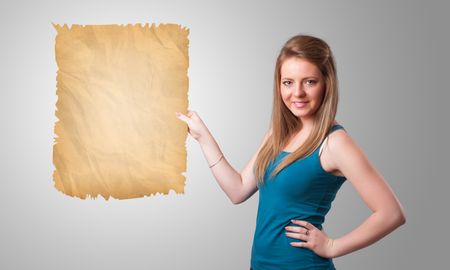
{"left": 1, "top": 0, "right": 448, "bottom": 269}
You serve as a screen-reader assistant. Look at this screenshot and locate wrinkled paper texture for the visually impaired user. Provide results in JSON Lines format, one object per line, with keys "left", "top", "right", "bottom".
{"left": 52, "top": 23, "right": 189, "bottom": 200}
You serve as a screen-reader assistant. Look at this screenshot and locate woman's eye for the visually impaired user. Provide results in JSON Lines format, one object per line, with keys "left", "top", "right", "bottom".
{"left": 305, "top": 79, "right": 317, "bottom": 85}
{"left": 282, "top": 81, "right": 292, "bottom": 86}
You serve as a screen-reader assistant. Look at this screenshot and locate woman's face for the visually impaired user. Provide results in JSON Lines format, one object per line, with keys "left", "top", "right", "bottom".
{"left": 280, "top": 57, "right": 325, "bottom": 121}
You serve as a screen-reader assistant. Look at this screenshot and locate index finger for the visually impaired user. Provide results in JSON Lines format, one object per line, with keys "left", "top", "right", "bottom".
{"left": 175, "top": 111, "right": 190, "bottom": 123}
{"left": 291, "top": 220, "right": 315, "bottom": 230}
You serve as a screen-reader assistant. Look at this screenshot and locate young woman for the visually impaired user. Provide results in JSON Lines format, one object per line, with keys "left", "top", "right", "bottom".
{"left": 175, "top": 34, "right": 406, "bottom": 270}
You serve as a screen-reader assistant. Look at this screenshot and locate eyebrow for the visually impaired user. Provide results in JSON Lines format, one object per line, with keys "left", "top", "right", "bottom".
{"left": 281, "top": 76, "right": 320, "bottom": 80}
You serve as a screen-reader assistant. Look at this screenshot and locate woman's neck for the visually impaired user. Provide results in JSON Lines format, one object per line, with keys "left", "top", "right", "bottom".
{"left": 298, "top": 116, "right": 315, "bottom": 131}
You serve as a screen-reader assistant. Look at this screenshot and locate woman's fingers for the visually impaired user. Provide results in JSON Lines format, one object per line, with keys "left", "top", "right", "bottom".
{"left": 291, "top": 220, "right": 315, "bottom": 230}
{"left": 285, "top": 226, "right": 309, "bottom": 234}
{"left": 290, "top": 241, "right": 308, "bottom": 248}
{"left": 175, "top": 111, "right": 191, "bottom": 123}
{"left": 285, "top": 232, "right": 308, "bottom": 241}
{"left": 285, "top": 221, "right": 314, "bottom": 248}
{"left": 285, "top": 225, "right": 309, "bottom": 242}
{"left": 176, "top": 110, "right": 198, "bottom": 120}
{"left": 175, "top": 110, "right": 207, "bottom": 141}
{"left": 285, "top": 220, "right": 335, "bottom": 258}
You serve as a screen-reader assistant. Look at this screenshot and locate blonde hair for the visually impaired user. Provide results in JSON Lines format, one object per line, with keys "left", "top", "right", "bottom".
{"left": 253, "top": 34, "right": 340, "bottom": 184}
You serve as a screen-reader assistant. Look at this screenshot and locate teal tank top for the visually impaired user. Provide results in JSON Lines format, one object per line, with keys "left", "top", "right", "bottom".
{"left": 251, "top": 124, "right": 347, "bottom": 270}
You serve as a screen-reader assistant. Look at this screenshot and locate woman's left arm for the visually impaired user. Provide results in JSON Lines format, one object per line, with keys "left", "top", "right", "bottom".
{"left": 328, "top": 130, "right": 406, "bottom": 258}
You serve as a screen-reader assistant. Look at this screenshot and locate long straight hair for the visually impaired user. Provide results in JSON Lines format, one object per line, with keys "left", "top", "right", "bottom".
{"left": 253, "top": 34, "right": 340, "bottom": 184}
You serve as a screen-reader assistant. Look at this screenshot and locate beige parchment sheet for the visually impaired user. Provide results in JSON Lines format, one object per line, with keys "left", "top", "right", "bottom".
{"left": 52, "top": 23, "right": 189, "bottom": 200}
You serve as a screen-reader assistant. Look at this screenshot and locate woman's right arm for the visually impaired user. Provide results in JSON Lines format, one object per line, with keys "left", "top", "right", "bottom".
{"left": 176, "top": 110, "right": 272, "bottom": 204}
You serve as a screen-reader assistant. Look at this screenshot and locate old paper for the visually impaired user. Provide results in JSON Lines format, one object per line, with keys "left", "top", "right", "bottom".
{"left": 52, "top": 23, "right": 189, "bottom": 200}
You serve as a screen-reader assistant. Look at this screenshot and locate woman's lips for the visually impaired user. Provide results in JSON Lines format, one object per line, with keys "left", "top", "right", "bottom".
{"left": 293, "top": 101, "right": 308, "bottom": 108}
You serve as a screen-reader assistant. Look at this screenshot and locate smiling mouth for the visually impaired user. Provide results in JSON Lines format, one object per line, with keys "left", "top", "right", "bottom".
{"left": 293, "top": 101, "right": 308, "bottom": 108}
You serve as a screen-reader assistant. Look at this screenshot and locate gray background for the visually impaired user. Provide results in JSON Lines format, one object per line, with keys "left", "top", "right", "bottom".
{"left": 0, "top": 0, "right": 448, "bottom": 269}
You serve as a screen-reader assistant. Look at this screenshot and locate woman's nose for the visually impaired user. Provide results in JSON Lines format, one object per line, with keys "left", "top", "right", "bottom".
{"left": 293, "top": 84, "right": 306, "bottom": 97}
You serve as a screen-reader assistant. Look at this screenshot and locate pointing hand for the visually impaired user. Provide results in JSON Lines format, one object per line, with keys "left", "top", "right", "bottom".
{"left": 175, "top": 110, "right": 210, "bottom": 142}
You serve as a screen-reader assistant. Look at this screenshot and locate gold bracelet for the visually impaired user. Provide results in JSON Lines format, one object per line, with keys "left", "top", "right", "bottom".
{"left": 209, "top": 154, "right": 224, "bottom": 168}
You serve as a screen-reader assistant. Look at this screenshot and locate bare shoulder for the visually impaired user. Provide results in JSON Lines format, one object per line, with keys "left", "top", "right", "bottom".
{"left": 326, "top": 126, "right": 375, "bottom": 183}
{"left": 327, "top": 126, "right": 362, "bottom": 160}
{"left": 319, "top": 126, "right": 354, "bottom": 176}
{"left": 328, "top": 126, "right": 354, "bottom": 148}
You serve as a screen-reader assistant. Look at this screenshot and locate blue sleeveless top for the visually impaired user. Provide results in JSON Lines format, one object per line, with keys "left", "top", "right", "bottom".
{"left": 251, "top": 124, "right": 347, "bottom": 270}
